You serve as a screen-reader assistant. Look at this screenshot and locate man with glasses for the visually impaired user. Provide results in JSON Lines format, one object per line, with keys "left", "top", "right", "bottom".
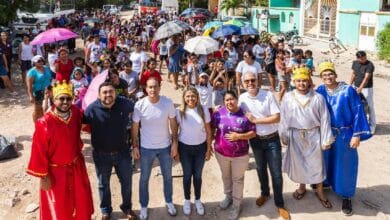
{"left": 238, "top": 72, "right": 290, "bottom": 220}
{"left": 350, "top": 51, "right": 376, "bottom": 133}
{"left": 317, "top": 62, "right": 372, "bottom": 215}
{"left": 27, "top": 81, "right": 94, "bottom": 220}
{"left": 83, "top": 81, "right": 137, "bottom": 220}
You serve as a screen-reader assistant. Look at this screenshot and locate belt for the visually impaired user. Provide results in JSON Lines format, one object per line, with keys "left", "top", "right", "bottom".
{"left": 256, "top": 132, "right": 279, "bottom": 140}
{"left": 50, "top": 155, "right": 80, "bottom": 168}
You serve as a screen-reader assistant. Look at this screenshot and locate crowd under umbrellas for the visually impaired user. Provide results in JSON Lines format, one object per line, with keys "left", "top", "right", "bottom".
{"left": 12, "top": 7, "right": 376, "bottom": 220}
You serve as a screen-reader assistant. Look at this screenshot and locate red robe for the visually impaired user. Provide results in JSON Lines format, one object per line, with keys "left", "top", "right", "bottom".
{"left": 27, "top": 105, "right": 94, "bottom": 220}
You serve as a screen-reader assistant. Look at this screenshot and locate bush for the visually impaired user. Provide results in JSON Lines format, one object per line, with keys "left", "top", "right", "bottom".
{"left": 377, "top": 22, "right": 390, "bottom": 60}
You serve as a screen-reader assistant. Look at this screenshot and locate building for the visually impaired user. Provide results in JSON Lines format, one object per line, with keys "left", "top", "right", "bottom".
{"left": 251, "top": 0, "right": 390, "bottom": 51}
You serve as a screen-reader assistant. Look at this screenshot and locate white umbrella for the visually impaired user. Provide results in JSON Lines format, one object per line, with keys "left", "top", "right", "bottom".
{"left": 154, "top": 21, "right": 189, "bottom": 40}
{"left": 184, "top": 36, "right": 220, "bottom": 55}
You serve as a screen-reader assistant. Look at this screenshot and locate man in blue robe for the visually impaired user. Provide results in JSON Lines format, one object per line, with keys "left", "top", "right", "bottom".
{"left": 316, "top": 61, "right": 372, "bottom": 216}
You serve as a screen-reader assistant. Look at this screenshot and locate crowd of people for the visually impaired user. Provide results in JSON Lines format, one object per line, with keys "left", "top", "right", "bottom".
{"left": 0, "top": 7, "right": 376, "bottom": 220}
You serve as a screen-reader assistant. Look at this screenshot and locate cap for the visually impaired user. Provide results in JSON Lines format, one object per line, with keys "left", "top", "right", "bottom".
{"left": 292, "top": 67, "right": 310, "bottom": 80}
{"left": 199, "top": 72, "right": 209, "bottom": 78}
{"left": 318, "top": 62, "right": 335, "bottom": 74}
{"left": 31, "top": 55, "right": 44, "bottom": 64}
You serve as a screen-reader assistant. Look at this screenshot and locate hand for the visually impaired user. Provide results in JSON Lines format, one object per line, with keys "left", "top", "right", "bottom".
{"left": 40, "top": 176, "right": 51, "bottom": 191}
{"left": 356, "top": 87, "right": 363, "bottom": 94}
{"left": 322, "top": 145, "right": 331, "bottom": 150}
{"left": 225, "top": 132, "right": 239, "bottom": 142}
{"left": 245, "top": 112, "right": 257, "bottom": 124}
{"left": 350, "top": 136, "right": 360, "bottom": 148}
{"left": 171, "top": 141, "right": 179, "bottom": 161}
{"left": 18, "top": 59, "right": 21, "bottom": 65}
{"left": 205, "top": 148, "right": 213, "bottom": 161}
{"left": 133, "top": 147, "right": 140, "bottom": 160}
{"left": 29, "top": 96, "right": 34, "bottom": 104}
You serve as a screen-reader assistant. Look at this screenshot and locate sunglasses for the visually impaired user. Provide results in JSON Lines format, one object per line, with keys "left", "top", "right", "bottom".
{"left": 58, "top": 96, "right": 72, "bottom": 102}
{"left": 244, "top": 79, "right": 256, "bottom": 84}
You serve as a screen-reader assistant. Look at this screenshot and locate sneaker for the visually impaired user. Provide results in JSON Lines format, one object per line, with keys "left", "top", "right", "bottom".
{"left": 139, "top": 207, "right": 148, "bottom": 220}
{"left": 342, "top": 198, "right": 353, "bottom": 216}
{"left": 219, "top": 196, "right": 232, "bottom": 210}
{"left": 194, "top": 199, "right": 205, "bottom": 216}
{"left": 183, "top": 200, "right": 191, "bottom": 216}
{"left": 228, "top": 205, "right": 241, "bottom": 220}
{"left": 166, "top": 202, "right": 177, "bottom": 216}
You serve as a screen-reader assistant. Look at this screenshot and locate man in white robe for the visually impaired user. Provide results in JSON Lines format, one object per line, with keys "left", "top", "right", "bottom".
{"left": 279, "top": 67, "right": 334, "bottom": 209}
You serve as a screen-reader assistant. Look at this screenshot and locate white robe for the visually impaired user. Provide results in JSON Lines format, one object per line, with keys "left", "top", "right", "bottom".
{"left": 279, "top": 90, "right": 334, "bottom": 184}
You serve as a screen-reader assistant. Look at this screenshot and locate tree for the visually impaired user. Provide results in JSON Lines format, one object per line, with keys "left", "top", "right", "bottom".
{"left": 0, "top": 0, "right": 38, "bottom": 26}
{"left": 220, "top": 0, "right": 244, "bottom": 15}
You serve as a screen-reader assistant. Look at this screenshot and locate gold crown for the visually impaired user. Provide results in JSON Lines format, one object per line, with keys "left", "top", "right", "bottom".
{"left": 292, "top": 67, "right": 310, "bottom": 80}
{"left": 318, "top": 61, "right": 335, "bottom": 74}
{"left": 53, "top": 80, "right": 73, "bottom": 98}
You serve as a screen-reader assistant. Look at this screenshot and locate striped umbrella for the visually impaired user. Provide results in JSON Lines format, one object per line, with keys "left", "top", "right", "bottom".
{"left": 154, "top": 21, "right": 188, "bottom": 40}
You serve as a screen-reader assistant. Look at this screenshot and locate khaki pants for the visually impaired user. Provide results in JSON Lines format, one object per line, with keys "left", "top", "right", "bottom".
{"left": 216, "top": 152, "right": 249, "bottom": 207}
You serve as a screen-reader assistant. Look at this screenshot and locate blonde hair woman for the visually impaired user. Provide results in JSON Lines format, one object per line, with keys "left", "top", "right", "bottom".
{"left": 176, "top": 87, "right": 213, "bottom": 216}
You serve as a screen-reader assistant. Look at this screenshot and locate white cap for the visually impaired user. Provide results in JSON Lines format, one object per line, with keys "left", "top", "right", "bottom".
{"left": 199, "top": 72, "right": 209, "bottom": 78}
{"left": 31, "top": 55, "right": 44, "bottom": 64}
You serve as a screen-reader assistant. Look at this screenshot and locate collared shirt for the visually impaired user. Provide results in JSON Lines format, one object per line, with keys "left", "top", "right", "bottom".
{"left": 83, "top": 97, "right": 134, "bottom": 153}
{"left": 239, "top": 90, "right": 280, "bottom": 136}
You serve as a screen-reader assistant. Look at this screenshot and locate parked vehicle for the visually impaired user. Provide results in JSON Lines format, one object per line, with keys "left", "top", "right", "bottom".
{"left": 103, "top": 5, "right": 119, "bottom": 14}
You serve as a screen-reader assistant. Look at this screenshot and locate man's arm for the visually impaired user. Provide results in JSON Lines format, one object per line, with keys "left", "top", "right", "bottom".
{"left": 350, "top": 70, "right": 356, "bottom": 85}
{"left": 245, "top": 112, "right": 280, "bottom": 124}
{"left": 131, "top": 121, "right": 140, "bottom": 159}
{"left": 169, "top": 117, "right": 179, "bottom": 160}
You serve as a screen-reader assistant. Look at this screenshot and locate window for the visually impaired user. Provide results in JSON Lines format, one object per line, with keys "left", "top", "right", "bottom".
{"left": 281, "top": 12, "right": 286, "bottom": 23}
{"left": 382, "top": 0, "right": 390, "bottom": 11}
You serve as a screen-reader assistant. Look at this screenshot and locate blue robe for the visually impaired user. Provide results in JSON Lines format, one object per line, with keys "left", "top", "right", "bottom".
{"left": 317, "top": 82, "right": 371, "bottom": 198}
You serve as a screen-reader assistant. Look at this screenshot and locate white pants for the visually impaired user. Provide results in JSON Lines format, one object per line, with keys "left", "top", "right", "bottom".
{"left": 361, "top": 87, "right": 376, "bottom": 132}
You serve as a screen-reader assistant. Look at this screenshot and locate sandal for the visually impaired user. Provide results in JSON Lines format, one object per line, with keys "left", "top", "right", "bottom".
{"left": 292, "top": 189, "right": 306, "bottom": 200}
{"left": 315, "top": 192, "right": 332, "bottom": 209}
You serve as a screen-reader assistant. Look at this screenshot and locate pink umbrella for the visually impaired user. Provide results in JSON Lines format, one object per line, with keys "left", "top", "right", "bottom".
{"left": 31, "top": 28, "right": 78, "bottom": 45}
{"left": 82, "top": 70, "right": 108, "bottom": 110}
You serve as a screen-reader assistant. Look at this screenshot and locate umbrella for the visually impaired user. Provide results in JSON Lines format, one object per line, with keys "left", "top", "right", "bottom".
{"left": 211, "top": 25, "right": 241, "bottom": 39}
{"left": 82, "top": 70, "right": 108, "bottom": 110}
{"left": 192, "top": 14, "right": 207, "bottom": 19}
{"left": 184, "top": 36, "right": 219, "bottom": 55}
{"left": 154, "top": 21, "right": 189, "bottom": 40}
{"left": 224, "top": 19, "right": 245, "bottom": 27}
{"left": 203, "top": 21, "right": 222, "bottom": 30}
{"left": 240, "top": 25, "right": 259, "bottom": 35}
{"left": 31, "top": 28, "right": 78, "bottom": 45}
{"left": 173, "top": 20, "right": 193, "bottom": 30}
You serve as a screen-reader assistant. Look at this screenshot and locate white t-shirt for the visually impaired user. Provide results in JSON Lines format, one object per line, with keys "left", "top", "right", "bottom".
{"left": 88, "top": 43, "right": 103, "bottom": 63}
{"left": 176, "top": 106, "right": 211, "bottom": 145}
{"left": 158, "top": 41, "right": 168, "bottom": 55}
{"left": 47, "top": 52, "right": 58, "bottom": 73}
{"left": 119, "top": 70, "right": 139, "bottom": 93}
{"left": 236, "top": 61, "right": 263, "bottom": 81}
{"left": 252, "top": 44, "right": 265, "bottom": 60}
{"left": 133, "top": 96, "right": 176, "bottom": 149}
{"left": 130, "top": 51, "right": 148, "bottom": 73}
{"left": 196, "top": 83, "right": 213, "bottom": 108}
{"left": 238, "top": 90, "right": 280, "bottom": 135}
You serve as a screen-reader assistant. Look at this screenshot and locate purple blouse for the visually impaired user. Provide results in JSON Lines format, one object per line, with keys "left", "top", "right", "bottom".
{"left": 213, "top": 106, "right": 256, "bottom": 157}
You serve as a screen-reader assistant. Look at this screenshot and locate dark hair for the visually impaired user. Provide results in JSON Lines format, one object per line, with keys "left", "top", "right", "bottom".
{"left": 243, "top": 49, "right": 256, "bottom": 60}
{"left": 146, "top": 58, "right": 157, "bottom": 66}
{"left": 224, "top": 90, "right": 238, "bottom": 100}
{"left": 216, "top": 58, "right": 225, "bottom": 64}
{"left": 276, "top": 49, "right": 285, "bottom": 55}
{"left": 108, "top": 67, "right": 119, "bottom": 77}
{"left": 124, "top": 61, "right": 133, "bottom": 67}
{"left": 98, "top": 81, "right": 115, "bottom": 93}
{"left": 304, "top": 50, "right": 313, "bottom": 56}
{"left": 293, "top": 48, "right": 303, "bottom": 56}
{"left": 356, "top": 50, "right": 366, "bottom": 58}
{"left": 73, "top": 57, "right": 85, "bottom": 65}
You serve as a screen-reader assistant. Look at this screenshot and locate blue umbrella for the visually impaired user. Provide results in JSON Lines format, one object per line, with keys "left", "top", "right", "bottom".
{"left": 211, "top": 25, "right": 241, "bottom": 39}
{"left": 240, "top": 25, "right": 259, "bottom": 35}
{"left": 203, "top": 21, "right": 222, "bottom": 30}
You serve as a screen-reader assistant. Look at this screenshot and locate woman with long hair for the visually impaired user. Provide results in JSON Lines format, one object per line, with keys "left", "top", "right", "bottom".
{"left": 176, "top": 87, "right": 212, "bottom": 216}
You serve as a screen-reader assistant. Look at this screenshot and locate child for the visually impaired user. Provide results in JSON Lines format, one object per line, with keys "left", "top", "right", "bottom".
{"left": 211, "top": 65, "right": 228, "bottom": 110}
{"left": 139, "top": 58, "right": 162, "bottom": 94}
{"left": 305, "top": 49, "right": 314, "bottom": 75}
{"left": 158, "top": 38, "right": 169, "bottom": 73}
{"left": 275, "top": 49, "right": 289, "bottom": 102}
{"left": 187, "top": 53, "right": 203, "bottom": 87}
{"left": 196, "top": 72, "right": 213, "bottom": 115}
{"left": 70, "top": 67, "right": 89, "bottom": 94}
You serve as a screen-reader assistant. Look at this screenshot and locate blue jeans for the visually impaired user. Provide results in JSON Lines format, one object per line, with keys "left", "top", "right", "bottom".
{"left": 92, "top": 147, "right": 133, "bottom": 214}
{"left": 249, "top": 136, "right": 285, "bottom": 208}
{"left": 179, "top": 142, "right": 207, "bottom": 200}
{"left": 139, "top": 146, "right": 173, "bottom": 207}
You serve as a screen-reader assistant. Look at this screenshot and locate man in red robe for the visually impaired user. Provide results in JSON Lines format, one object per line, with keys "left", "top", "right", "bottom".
{"left": 27, "top": 81, "right": 94, "bottom": 220}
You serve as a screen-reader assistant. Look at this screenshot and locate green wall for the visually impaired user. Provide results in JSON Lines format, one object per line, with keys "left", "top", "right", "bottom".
{"left": 270, "top": 0, "right": 294, "bottom": 7}
{"left": 339, "top": 0, "right": 380, "bottom": 11}
{"left": 338, "top": 12, "right": 360, "bottom": 47}
{"left": 268, "top": 8, "right": 300, "bottom": 33}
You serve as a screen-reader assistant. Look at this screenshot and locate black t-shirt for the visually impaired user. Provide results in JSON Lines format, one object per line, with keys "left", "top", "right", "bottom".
{"left": 352, "top": 60, "right": 374, "bottom": 88}
{"left": 114, "top": 78, "right": 129, "bottom": 96}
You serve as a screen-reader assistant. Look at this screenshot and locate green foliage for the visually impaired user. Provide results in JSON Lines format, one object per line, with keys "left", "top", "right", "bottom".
{"left": 0, "top": 0, "right": 38, "bottom": 25}
{"left": 377, "top": 23, "right": 390, "bottom": 60}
